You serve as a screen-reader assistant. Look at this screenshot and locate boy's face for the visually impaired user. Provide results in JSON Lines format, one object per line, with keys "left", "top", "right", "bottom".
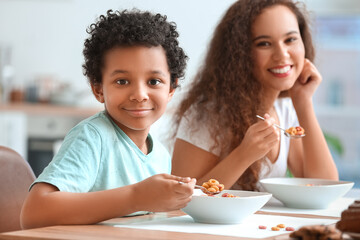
{"left": 92, "top": 45, "right": 175, "bottom": 137}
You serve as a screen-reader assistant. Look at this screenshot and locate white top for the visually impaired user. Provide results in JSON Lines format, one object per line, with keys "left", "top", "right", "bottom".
{"left": 176, "top": 98, "right": 299, "bottom": 189}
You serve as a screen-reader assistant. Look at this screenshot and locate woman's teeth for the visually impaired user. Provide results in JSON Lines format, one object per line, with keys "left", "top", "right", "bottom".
{"left": 270, "top": 65, "right": 291, "bottom": 74}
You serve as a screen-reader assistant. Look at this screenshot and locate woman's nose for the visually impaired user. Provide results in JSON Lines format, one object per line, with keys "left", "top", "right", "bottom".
{"left": 129, "top": 84, "right": 149, "bottom": 102}
{"left": 272, "top": 44, "right": 290, "bottom": 61}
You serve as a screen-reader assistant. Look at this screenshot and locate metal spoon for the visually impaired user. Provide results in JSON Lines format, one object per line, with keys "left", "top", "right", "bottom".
{"left": 256, "top": 115, "right": 305, "bottom": 139}
{"left": 195, "top": 185, "right": 221, "bottom": 195}
{"left": 178, "top": 181, "right": 221, "bottom": 195}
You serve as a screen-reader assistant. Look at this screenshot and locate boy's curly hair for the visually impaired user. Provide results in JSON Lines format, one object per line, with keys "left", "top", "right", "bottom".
{"left": 82, "top": 9, "right": 188, "bottom": 89}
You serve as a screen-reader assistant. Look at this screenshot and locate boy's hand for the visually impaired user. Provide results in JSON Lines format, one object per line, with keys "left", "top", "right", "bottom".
{"left": 132, "top": 174, "right": 195, "bottom": 212}
{"left": 237, "top": 113, "right": 279, "bottom": 162}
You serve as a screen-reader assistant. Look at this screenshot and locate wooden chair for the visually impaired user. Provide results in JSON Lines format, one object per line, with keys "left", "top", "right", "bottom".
{"left": 0, "top": 146, "right": 35, "bottom": 233}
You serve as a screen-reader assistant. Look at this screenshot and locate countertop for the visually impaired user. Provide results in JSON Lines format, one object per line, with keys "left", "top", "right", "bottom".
{"left": 0, "top": 103, "right": 103, "bottom": 117}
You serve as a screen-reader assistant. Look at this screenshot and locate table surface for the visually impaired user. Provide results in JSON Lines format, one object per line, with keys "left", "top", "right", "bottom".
{"left": 1, "top": 189, "right": 358, "bottom": 240}
{"left": 0, "top": 210, "right": 338, "bottom": 240}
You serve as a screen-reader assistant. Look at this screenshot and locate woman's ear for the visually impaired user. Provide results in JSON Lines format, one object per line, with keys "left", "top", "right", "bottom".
{"left": 91, "top": 83, "right": 104, "bottom": 103}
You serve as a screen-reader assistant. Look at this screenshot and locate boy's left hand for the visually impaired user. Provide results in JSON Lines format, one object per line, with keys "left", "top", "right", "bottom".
{"left": 290, "top": 58, "right": 322, "bottom": 103}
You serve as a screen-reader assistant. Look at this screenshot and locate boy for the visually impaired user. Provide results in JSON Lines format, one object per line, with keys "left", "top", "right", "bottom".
{"left": 21, "top": 9, "right": 195, "bottom": 229}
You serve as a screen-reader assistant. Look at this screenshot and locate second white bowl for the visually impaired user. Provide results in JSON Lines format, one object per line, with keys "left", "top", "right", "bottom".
{"left": 260, "top": 177, "right": 354, "bottom": 209}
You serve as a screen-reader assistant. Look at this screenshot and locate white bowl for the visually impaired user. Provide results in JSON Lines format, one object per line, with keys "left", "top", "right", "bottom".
{"left": 260, "top": 177, "right": 354, "bottom": 209}
{"left": 181, "top": 189, "right": 272, "bottom": 224}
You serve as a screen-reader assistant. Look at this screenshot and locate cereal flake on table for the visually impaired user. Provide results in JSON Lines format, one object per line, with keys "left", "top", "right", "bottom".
{"left": 258, "top": 224, "right": 295, "bottom": 232}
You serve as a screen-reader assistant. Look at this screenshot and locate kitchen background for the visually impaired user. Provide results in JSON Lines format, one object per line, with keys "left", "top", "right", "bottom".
{"left": 0, "top": 0, "right": 359, "bottom": 186}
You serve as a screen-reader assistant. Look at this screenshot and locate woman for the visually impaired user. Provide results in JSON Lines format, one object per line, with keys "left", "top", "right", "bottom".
{"left": 171, "top": 0, "right": 338, "bottom": 191}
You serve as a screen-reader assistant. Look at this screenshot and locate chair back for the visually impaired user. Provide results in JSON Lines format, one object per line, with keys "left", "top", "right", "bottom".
{"left": 0, "top": 146, "right": 35, "bottom": 233}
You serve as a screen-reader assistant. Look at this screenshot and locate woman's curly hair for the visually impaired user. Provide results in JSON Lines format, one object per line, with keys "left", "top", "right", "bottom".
{"left": 172, "top": 0, "right": 314, "bottom": 191}
{"left": 82, "top": 9, "right": 188, "bottom": 88}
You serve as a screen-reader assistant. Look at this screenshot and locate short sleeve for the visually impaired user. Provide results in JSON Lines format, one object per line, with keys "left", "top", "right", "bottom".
{"left": 176, "top": 109, "right": 221, "bottom": 156}
{"left": 31, "top": 123, "right": 102, "bottom": 193}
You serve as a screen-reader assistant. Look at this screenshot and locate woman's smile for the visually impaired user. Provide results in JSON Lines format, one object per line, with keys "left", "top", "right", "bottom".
{"left": 268, "top": 65, "right": 292, "bottom": 78}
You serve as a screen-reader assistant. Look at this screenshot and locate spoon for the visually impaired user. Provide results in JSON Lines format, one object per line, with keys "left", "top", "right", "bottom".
{"left": 195, "top": 184, "right": 221, "bottom": 195}
{"left": 179, "top": 181, "right": 222, "bottom": 195}
{"left": 256, "top": 115, "right": 305, "bottom": 139}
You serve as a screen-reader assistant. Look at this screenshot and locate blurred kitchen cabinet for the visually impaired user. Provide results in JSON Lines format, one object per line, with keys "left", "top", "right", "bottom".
{"left": 0, "top": 112, "right": 27, "bottom": 159}
{"left": 0, "top": 103, "right": 102, "bottom": 176}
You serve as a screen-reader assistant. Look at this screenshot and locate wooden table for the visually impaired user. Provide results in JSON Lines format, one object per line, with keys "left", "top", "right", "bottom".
{"left": 0, "top": 210, "right": 343, "bottom": 240}
{"left": 0, "top": 190, "right": 357, "bottom": 240}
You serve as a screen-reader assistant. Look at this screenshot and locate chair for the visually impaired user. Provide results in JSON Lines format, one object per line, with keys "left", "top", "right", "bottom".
{"left": 0, "top": 146, "right": 35, "bottom": 233}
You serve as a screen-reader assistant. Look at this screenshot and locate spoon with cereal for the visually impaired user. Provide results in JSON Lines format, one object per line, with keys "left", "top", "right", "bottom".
{"left": 256, "top": 115, "right": 305, "bottom": 139}
{"left": 195, "top": 179, "right": 224, "bottom": 195}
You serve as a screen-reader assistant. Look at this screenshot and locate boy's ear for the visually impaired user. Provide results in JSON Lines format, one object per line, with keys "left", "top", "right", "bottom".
{"left": 91, "top": 83, "right": 105, "bottom": 103}
{"left": 168, "top": 78, "right": 178, "bottom": 101}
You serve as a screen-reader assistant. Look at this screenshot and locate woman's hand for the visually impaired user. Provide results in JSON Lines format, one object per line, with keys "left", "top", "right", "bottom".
{"left": 236, "top": 114, "right": 279, "bottom": 163}
{"left": 290, "top": 58, "right": 322, "bottom": 104}
{"left": 133, "top": 174, "right": 195, "bottom": 212}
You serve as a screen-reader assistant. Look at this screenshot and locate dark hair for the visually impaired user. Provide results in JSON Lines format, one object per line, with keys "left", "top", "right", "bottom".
{"left": 82, "top": 9, "right": 188, "bottom": 89}
{"left": 172, "top": 0, "right": 314, "bottom": 191}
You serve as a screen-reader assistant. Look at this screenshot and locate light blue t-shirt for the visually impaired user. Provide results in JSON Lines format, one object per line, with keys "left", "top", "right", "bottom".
{"left": 31, "top": 111, "right": 171, "bottom": 193}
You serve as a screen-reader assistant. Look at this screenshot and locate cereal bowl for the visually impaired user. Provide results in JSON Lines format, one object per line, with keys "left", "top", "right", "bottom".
{"left": 181, "top": 189, "right": 272, "bottom": 224}
{"left": 260, "top": 177, "right": 354, "bottom": 209}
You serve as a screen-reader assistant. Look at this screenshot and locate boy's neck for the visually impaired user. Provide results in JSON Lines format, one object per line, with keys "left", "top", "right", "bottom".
{"left": 105, "top": 111, "right": 151, "bottom": 154}
{"left": 125, "top": 129, "right": 151, "bottom": 155}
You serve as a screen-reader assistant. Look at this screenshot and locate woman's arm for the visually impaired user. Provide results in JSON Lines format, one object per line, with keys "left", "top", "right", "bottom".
{"left": 21, "top": 174, "right": 195, "bottom": 229}
{"left": 172, "top": 139, "right": 252, "bottom": 188}
{"left": 288, "top": 59, "right": 338, "bottom": 180}
{"left": 172, "top": 116, "right": 279, "bottom": 188}
{"left": 288, "top": 101, "right": 338, "bottom": 180}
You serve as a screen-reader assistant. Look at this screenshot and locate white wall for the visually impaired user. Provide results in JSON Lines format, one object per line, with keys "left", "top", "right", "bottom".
{"left": 0, "top": 0, "right": 236, "bottom": 106}
{"left": 1, "top": 0, "right": 359, "bottom": 105}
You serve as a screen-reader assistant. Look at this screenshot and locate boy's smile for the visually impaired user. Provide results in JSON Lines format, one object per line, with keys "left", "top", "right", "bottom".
{"left": 123, "top": 108, "right": 153, "bottom": 117}
{"left": 92, "top": 45, "right": 174, "bottom": 146}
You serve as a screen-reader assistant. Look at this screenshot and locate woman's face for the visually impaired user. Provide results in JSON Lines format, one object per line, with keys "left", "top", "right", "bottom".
{"left": 251, "top": 5, "right": 305, "bottom": 93}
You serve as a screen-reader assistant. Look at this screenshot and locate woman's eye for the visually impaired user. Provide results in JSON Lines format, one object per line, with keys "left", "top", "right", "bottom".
{"left": 116, "top": 79, "right": 128, "bottom": 85}
{"left": 148, "top": 79, "right": 161, "bottom": 86}
{"left": 286, "top": 37, "right": 297, "bottom": 43}
{"left": 256, "top": 41, "right": 270, "bottom": 47}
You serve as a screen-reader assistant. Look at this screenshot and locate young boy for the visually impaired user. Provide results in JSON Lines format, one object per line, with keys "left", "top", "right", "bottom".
{"left": 20, "top": 9, "right": 195, "bottom": 229}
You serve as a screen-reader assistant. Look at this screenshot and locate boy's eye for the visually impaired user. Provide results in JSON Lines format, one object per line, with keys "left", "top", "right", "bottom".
{"left": 148, "top": 79, "right": 161, "bottom": 86}
{"left": 116, "top": 79, "right": 128, "bottom": 85}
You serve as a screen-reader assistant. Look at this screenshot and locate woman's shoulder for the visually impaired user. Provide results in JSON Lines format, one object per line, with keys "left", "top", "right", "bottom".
{"left": 176, "top": 107, "right": 220, "bottom": 156}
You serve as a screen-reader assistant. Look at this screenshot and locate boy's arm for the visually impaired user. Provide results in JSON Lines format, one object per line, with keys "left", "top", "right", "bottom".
{"left": 21, "top": 174, "right": 195, "bottom": 229}
{"left": 21, "top": 182, "right": 137, "bottom": 229}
